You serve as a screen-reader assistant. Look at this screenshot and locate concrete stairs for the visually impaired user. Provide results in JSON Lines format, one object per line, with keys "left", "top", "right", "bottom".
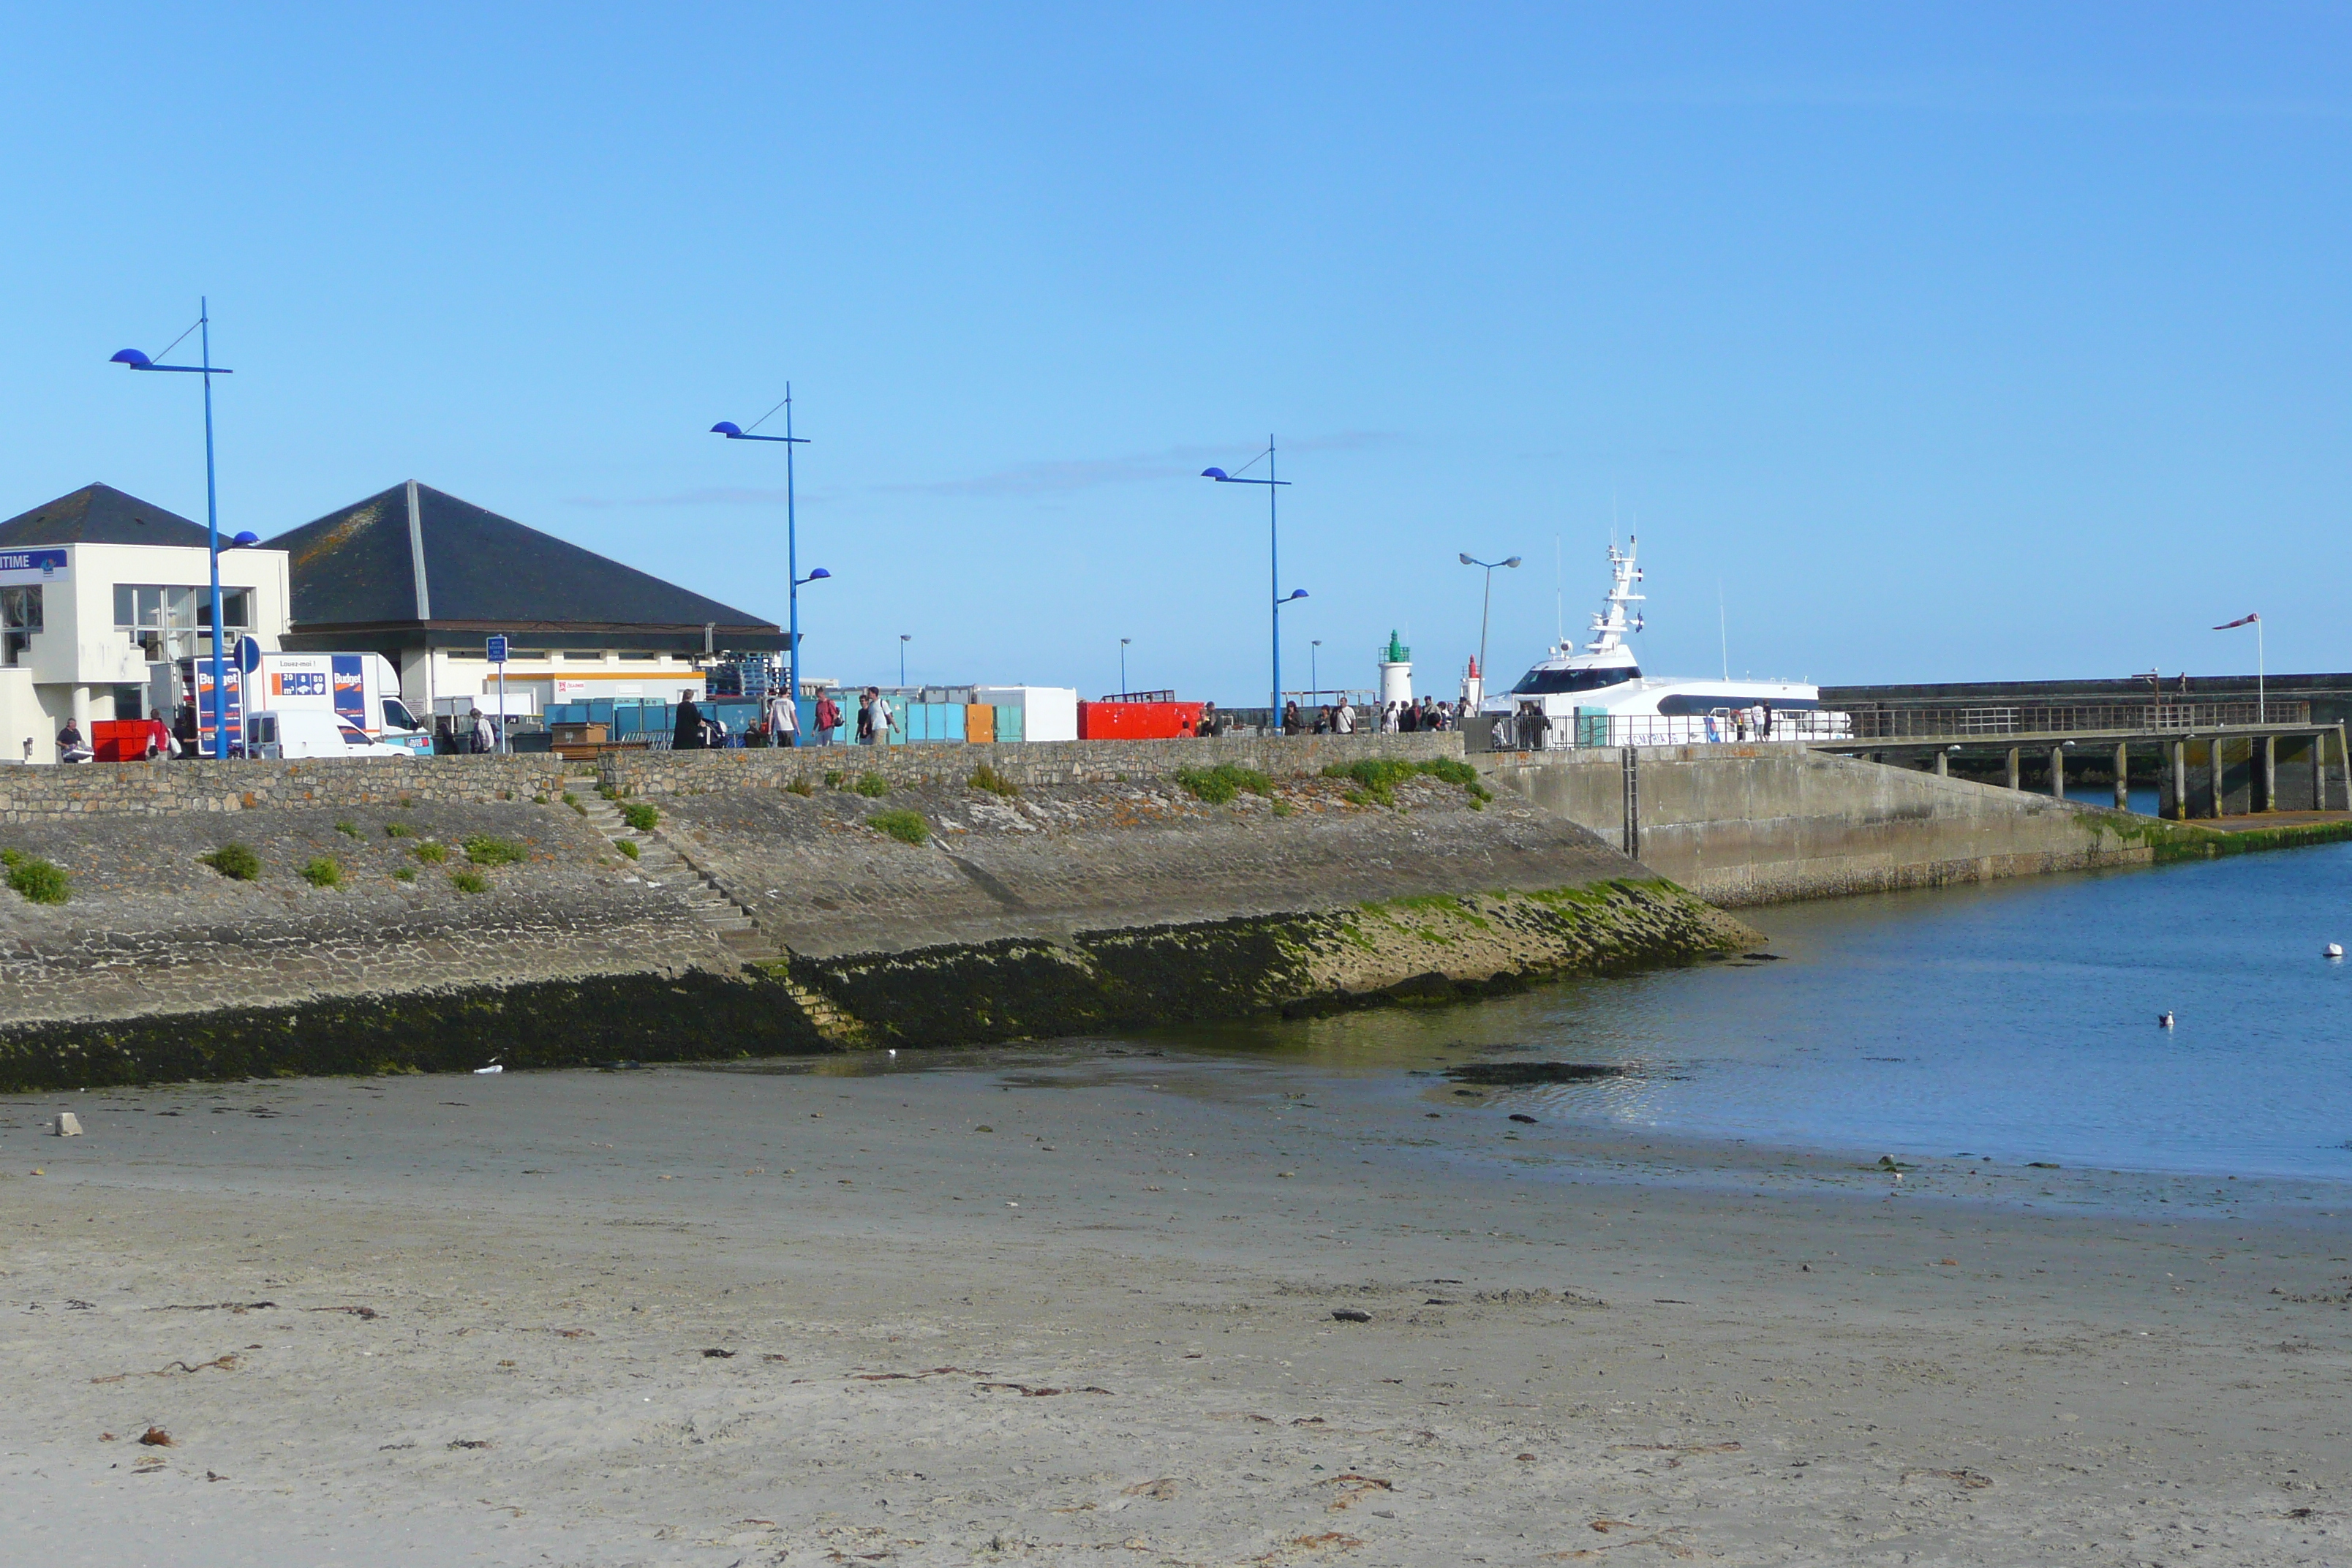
{"left": 569, "top": 787, "right": 865, "bottom": 1045}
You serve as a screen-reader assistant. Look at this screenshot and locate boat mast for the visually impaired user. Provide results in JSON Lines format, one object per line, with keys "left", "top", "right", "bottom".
{"left": 1584, "top": 535, "right": 1645, "bottom": 656}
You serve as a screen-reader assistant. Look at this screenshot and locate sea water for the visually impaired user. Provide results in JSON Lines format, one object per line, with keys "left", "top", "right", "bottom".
{"left": 1199, "top": 842, "right": 2352, "bottom": 1181}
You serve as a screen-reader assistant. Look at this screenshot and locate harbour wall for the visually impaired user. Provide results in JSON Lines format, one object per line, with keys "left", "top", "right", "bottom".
{"left": 0, "top": 744, "right": 1753, "bottom": 1090}
{"left": 1482, "top": 742, "right": 2157, "bottom": 905}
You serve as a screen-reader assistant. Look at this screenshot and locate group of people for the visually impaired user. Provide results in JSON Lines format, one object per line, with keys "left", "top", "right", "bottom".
{"left": 50, "top": 713, "right": 184, "bottom": 764}
{"left": 672, "top": 687, "right": 900, "bottom": 750}
{"left": 1275, "top": 696, "right": 1466, "bottom": 736}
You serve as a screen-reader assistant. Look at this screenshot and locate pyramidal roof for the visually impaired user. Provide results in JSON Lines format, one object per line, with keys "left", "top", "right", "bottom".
{"left": 0, "top": 483, "right": 212, "bottom": 548}
{"left": 268, "top": 481, "right": 776, "bottom": 633}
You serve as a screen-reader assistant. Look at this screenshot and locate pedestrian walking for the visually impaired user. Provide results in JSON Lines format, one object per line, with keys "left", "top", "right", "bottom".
{"left": 470, "top": 706, "right": 498, "bottom": 755}
{"left": 766, "top": 690, "right": 799, "bottom": 748}
{"left": 1335, "top": 699, "right": 1355, "bottom": 735}
{"left": 814, "top": 690, "right": 840, "bottom": 746}
{"left": 671, "top": 690, "right": 706, "bottom": 750}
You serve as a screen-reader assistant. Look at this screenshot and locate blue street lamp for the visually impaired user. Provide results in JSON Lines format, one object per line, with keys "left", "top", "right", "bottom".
{"left": 112, "top": 298, "right": 240, "bottom": 758}
{"left": 1203, "top": 434, "right": 1297, "bottom": 727}
{"left": 712, "top": 385, "right": 826, "bottom": 712}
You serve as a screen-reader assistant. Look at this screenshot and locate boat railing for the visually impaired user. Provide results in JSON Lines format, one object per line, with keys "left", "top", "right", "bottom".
{"left": 1489, "top": 710, "right": 1852, "bottom": 750}
{"left": 1839, "top": 701, "right": 2304, "bottom": 740}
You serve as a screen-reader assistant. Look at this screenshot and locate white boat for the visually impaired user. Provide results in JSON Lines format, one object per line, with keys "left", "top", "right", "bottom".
{"left": 1482, "top": 537, "right": 1847, "bottom": 748}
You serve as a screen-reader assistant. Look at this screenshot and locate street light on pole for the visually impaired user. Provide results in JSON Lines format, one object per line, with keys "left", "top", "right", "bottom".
{"left": 1458, "top": 552, "right": 1522, "bottom": 706}
{"left": 1202, "top": 436, "right": 1295, "bottom": 728}
{"left": 712, "top": 385, "right": 826, "bottom": 707}
{"left": 1310, "top": 639, "right": 1322, "bottom": 701}
{"left": 112, "top": 300, "right": 246, "bottom": 759}
{"left": 1120, "top": 638, "right": 1131, "bottom": 696}
{"left": 899, "top": 634, "right": 910, "bottom": 687}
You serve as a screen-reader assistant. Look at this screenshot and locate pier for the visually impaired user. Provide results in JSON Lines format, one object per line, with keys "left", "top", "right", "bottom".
{"left": 1812, "top": 700, "right": 2351, "bottom": 819}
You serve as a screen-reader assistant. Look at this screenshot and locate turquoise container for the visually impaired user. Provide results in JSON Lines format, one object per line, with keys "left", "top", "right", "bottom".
{"left": 993, "top": 705, "right": 1023, "bottom": 743}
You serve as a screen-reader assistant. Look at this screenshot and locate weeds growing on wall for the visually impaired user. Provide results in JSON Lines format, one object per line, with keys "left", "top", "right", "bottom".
{"left": 383, "top": 822, "right": 415, "bottom": 839}
{"left": 199, "top": 844, "right": 261, "bottom": 881}
{"left": 462, "top": 835, "right": 529, "bottom": 867}
{"left": 614, "top": 839, "right": 640, "bottom": 859}
{"left": 868, "top": 808, "right": 930, "bottom": 845}
{"left": 2, "top": 848, "right": 69, "bottom": 905}
{"left": 854, "top": 772, "right": 891, "bottom": 798}
{"left": 786, "top": 776, "right": 815, "bottom": 797}
{"left": 412, "top": 842, "right": 449, "bottom": 864}
{"left": 1322, "top": 757, "right": 1493, "bottom": 808}
{"left": 301, "top": 857, "right": 343, "bottom": 889}
{"left": 449, "top": 869, "right": 488, "bottom": 894}
{"left": 619, "top": 802, "right": 660, "bottom": 832}
{"left": 333, "top": 821, "right": 361, "bottom": 839}
{"left": 393, "top": 866, "right": 416, "bottom": 883}
{"left": 1173, "top": 764, "right": 1273, "bottom": 804}
{"left": 970, "top": 761, "right": 1019, "bottom": 797}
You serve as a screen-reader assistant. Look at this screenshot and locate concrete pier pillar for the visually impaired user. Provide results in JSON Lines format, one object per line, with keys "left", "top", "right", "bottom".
{"left": 1933, "top": 750, "right": 1948, "bottom": 777}
{"left": 2171, "top": 739, "right": 2187, "bottom": 820}
{"left": 2114, "top": 742, "right": 2129, "bottom": 810}
{"left": 2260, "top": 735, "right": 2276, "bottom": 813}
{"left": 2006, "top": 747, "right": 2021, "bottom": 791}
{"left": 2316, "top": 733, "right": 2329, "bottom": 813}
{"left": 2211, "top": 738, "right": 2228, "bottom": 818}
{"left": 2048, "top": 745, "right": 2065, "bottom": 800}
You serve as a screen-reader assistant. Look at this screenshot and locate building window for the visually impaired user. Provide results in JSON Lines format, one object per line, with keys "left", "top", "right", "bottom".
{"left": 1, "top": 585, "right": 39, "bottom": 666}
{"left": 113, "top": 584, "right": 250, "bottom": 661}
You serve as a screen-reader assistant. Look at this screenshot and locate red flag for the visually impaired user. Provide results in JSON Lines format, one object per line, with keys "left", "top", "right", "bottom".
{"left": 2212, "top": 613, "right": 2259, "bottom": 630}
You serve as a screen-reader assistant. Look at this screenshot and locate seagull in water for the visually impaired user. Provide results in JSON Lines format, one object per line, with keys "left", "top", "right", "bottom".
{"left": 2158, "top": 1011, "right": 2175, "bottom": 1029}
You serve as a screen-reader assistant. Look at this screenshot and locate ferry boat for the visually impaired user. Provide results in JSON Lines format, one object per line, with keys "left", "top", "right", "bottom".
{"left": 1482, "top": 538, "right": 1847, "bottom": 747}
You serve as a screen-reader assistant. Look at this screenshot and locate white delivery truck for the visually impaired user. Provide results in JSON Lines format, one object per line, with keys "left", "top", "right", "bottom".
{"left": 159, "top": 652, "right": 434, "bottom": 756}
{"left": 242, "top": 709, "right": 414, "bottom": 759}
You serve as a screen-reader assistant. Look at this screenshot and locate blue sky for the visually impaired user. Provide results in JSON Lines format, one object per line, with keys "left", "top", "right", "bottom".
{"left": 3, "top": 4, "right": 2346, "bottom": 698}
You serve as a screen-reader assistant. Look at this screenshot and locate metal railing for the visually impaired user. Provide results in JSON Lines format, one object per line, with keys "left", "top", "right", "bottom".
{"left": 1839, "top": 700, "right": 2307, "bottom": 740}
{"left": 1492, "top": 710, "right": 1853, "bottom": 750}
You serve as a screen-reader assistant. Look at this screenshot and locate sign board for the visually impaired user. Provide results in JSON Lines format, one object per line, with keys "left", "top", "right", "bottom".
{"left": 331, "top": 654, "right": 366, "bottom": 725}
{"left": 486, "top": 635, "right": 509, "bottom": 665}
{"left": 0, "top": 548, "right": 68, "bottom": 581}
{"left": 235, "top": 635, "right": 262, "bottom": 675}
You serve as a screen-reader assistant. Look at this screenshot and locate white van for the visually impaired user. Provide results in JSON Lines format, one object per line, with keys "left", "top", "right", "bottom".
{"left": 244, "top": 709, "right": 413, "bottom": 760}
{"left": 163, "top": 652, "right": 434, "bottom": 755}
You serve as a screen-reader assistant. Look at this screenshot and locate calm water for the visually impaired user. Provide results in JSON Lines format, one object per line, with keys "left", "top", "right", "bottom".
{"left": 1182, "top": 843, "right": 2352, "bottom": 1181}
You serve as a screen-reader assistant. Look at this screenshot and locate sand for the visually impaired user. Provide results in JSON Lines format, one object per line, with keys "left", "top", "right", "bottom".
{"left": 2, "top": 1045, "right": 2348, "bottom": 1567}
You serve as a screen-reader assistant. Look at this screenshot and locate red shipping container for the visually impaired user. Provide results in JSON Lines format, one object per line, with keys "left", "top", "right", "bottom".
{"left": 1077, "top": 701, "right": 1205, "bottom": 740}
{"left": 91, "top": 719, "right": 165, "bottom": 762}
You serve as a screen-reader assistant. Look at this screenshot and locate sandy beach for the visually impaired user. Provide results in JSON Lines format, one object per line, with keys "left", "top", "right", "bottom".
{"left": 4, "top": 1043, "right": 2348, "bottom": 1567}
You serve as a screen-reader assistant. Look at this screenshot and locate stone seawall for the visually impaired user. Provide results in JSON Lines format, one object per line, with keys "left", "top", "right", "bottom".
{"left": 1485, "top": 743, "right": 2155, "bottom": 905}
{"left": 0, "top": 754, "right": 1751, "bottom": 1090}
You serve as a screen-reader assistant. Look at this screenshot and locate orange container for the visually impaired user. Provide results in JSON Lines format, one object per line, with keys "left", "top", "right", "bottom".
{"left": 91, "top": 719, "right": 157, "bottom": 762}
{"left": 1077, "top": 701, "right": 1205, "bottom": 740}
{"left": 965, "top": 704, "right": 995, "bottom": 744}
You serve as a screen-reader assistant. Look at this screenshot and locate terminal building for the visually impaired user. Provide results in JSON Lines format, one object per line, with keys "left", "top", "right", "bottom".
{"left": 0, "top": 484, "right": 292, "bottom": 764}
{"left": 268, "top": 481, "right": 784, "bottom": 724}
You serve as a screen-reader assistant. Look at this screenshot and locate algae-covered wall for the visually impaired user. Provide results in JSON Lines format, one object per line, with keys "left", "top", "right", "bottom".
{"left": 0, "top": 760, "right": 1748, "bottom": 1089}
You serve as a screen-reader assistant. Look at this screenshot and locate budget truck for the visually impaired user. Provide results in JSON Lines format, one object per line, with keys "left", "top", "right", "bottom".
{"left": 158, "top": 652, "right": 434, "bottom": 756}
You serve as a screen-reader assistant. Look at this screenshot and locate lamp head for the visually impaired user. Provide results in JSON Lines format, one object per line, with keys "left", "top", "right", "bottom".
{"left": 710, "top": 421, "right": 744, "bottom": 437}
{"left": 1504, "top": 556, "right": 1523, "bottom": 568}
{"left": 110, "top": 349, "right": 152, "bottom": 369}
{"left": 1458, "top": 552, "right": 1474, "bottom": 565}
{"left": 229, "top": 531, "right": 260, "bottom": 548}
{"left": 1286, "top": 589, "right": 1308, "bottom": 602}
{"left": 807, "top": 567, "right": 831, "bottom": 581}
{"left": 1200, "top": 467, "right": 1229, "bottom": 481}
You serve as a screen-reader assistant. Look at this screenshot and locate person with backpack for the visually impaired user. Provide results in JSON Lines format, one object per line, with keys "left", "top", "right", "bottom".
{"left": 813, "top": 690, "right": 841, "bottom": 746}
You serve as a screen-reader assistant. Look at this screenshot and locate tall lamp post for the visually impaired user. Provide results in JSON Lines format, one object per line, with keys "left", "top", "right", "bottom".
{"left": 1310, "top": 639, "right": 1322, "bottom": 702}
{"left": 1458, "top": 553, "right": 1522, "bottom": 704}
{"left": 112, "top": 299, "right": 246, "bottom": 760}
{"left": 1202, "top": 436, "right": 1298, "bottom": 725}
{"left": 1119, "top": 637, "right": 1131, "bottom": 696}
{"left": 712, "top": 385, "right": 827, "bottom": 707}
{"left": 899, "top": 634, "right": 910, "bottom": 687}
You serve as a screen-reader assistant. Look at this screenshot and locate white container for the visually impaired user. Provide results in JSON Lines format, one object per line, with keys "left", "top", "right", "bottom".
{"left": 974, "top": 685, "right": 1079, "bottom": 742}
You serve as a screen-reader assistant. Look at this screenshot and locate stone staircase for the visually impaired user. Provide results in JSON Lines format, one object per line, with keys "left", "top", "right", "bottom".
{"left": 569, "top": 786, "right": 865, "bottom": 1044}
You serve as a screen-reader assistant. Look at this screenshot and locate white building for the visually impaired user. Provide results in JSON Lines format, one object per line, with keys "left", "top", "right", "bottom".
{"left": 0, "top": 485, "right": 291, "bottom": 764}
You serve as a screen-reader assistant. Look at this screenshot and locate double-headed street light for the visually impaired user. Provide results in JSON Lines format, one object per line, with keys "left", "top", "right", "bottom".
{"left": 112, "top": 298, "right": 252, "bottom": 759}
{"left": 1459, "top": 552, "right": 1521, "bottom": 706}
{"left": 1203, "top": 435, "right": 1303, "bottom": 725}
{"left": 712, "top": 384, "right": 828, "bottom": 709}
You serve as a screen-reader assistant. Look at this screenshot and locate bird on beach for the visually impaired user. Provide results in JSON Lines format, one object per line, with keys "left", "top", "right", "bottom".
{"left": 2158, "top": 1011, "right": 2175, "bottom": 1029}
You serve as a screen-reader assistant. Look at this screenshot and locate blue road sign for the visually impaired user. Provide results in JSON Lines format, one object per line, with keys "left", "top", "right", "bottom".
{"left": 486, "top": 635, "right": 509, "bottom": 665}
{"left": 235, "top": 635, "right": 263, "bottom": 676}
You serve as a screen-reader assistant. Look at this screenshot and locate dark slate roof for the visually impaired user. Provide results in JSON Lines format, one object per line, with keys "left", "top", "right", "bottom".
{"left": 0, "top": 483, "right": 211, "bottom": 548}
{"left": 268, "top": 482, "right": 777, "bottom": 633}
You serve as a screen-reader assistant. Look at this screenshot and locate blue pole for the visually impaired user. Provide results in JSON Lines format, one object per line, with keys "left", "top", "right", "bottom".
{"left": 785, "top": 384, "right": 799, "bottom": 719}
{"left": 200, "top": 298, "right": 227, "bottom": 760}
{"left": 1268, "top": 432, "right": 1280, "bottom": 728}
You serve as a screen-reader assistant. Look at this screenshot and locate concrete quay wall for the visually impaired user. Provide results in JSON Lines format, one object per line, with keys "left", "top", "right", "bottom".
{"left": 1485, "top": 743, "right": 2152, "bottom": 905}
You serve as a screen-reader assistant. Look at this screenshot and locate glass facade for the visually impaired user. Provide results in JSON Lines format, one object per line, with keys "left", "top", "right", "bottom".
{"left": 1, "top": 585, "right": 39, "bottom": 666}
{"left": 114, "top": 584, "right": 250, "bottom": 661}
